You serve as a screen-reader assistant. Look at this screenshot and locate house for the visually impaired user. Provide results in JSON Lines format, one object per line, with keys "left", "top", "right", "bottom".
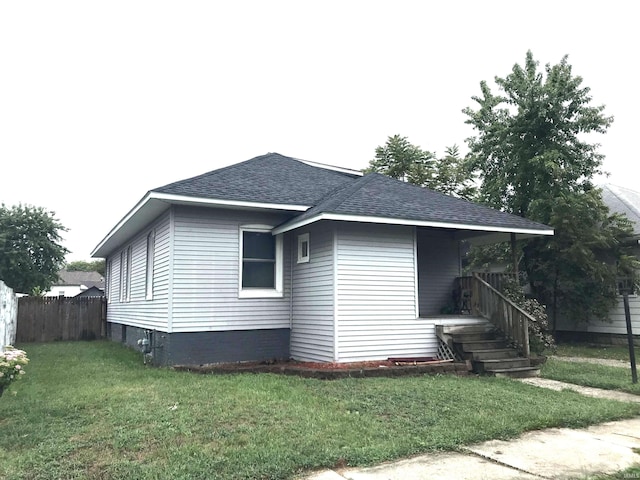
{"left": 74, "top": 286, "right": 105, "bottom": 298}
{"left": 556, "top": 184, "right": 640, "bottom": 344}
{"left": 45, "top": 270, "right": 105, "bottom": 297}
{"left": 91, "top": 153, "right": 553, "bottom": 366}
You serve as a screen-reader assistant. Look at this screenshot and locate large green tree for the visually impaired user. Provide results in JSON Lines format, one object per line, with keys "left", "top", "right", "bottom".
{"left": 366, "top": 134, "right": 435, "bottom": 185}
{"left": 366, "top": 136, "right": 476, "bottom": 200}
{"left": 0, "top": 203, "right": 69, "bottom": 294}
{"left": 66, "top": 259, "right": 106, "bottom": 276}
{"left": 464, "top": 51, "right": 636, "bottom": 327}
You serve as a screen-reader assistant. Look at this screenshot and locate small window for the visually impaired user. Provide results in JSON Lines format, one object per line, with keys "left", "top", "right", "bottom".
{"left": 239, "top": 226, "right": 283, "bottom": 298}
{"left": 297, "top": 233, "right": 310, "bottom": 264}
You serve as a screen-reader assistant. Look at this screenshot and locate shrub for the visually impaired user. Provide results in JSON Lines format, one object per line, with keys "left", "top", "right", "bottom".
{"left": 0, "top": 345, "right": 29, "bottom": 395}
{"left": 501, "top": 278, "right": 556, "bottom": 355}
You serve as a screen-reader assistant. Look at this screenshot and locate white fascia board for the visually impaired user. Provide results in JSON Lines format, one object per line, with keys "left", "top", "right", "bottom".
{"left": 91, "top": 192, "right": 311, "bottom": 257}
{"left": 150, "top": 192, "right": 310, "bottom": 212}
{"left": 91, "top": 192, "right": 154, "bottom": 257}
{"left": 272, "top": 212, "right": 555, "bottom": 237}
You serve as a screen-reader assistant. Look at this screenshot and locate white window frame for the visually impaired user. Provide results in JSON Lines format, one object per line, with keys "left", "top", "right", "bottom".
{"left": 297, "top": 233, "right": 310, "bottom": 264}
{"left": 145, "top": 230, "right": 155, "bottom": 300}
{"left": 238, "top": 225, "right": 283, "bottom": 298}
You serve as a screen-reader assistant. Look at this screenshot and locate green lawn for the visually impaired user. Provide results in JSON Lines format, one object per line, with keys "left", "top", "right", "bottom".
{"left": 541, "top": 358, "right": 640, "bottom": 395}
{"left": 2, "top": 342, "right": 640, "bottom": 480}
{"left": 555, "top": 342, "right": 640, "bottom": 362}
{"left": 578, "top": 464, "right": 640, "bottom": 479}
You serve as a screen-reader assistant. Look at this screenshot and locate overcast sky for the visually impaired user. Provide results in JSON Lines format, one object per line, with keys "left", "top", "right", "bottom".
{"left": 1, "top": 1, "right": 637, "bottom": 261}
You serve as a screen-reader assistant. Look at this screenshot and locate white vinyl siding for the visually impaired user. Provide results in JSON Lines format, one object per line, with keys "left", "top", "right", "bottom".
{"left": 106, "top": 211, "right": 171, "bottom": 331}
{"left": 290, "top": 223, "right": 335, "bottom": 362}
{"left": 556, "top": 295, "right": 640, "bottom": 335}
{"left": 335, "top": 223, "right": 436, "bottom": 362}
{"left": 170, "top": 206, "right": 293, "bottom": 333}
{"left": 417, "top": 229, "right": 462, "bottom": 316}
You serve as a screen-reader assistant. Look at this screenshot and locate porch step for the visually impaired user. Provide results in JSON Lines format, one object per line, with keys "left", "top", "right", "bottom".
{"left": 475, "top": 357, "right": 531, "bottom": 373}
{"left": 451, "top": 331, "right": 498, "bottom": 343}
{"left": 446, "top": 324, "right": 537, "bottom": 378}
{"left": 487, "top": 366, "right": 540, "bottom": 378}
{"left": 459, "top": 339, "right": 508, "bottom": 352}
{"left": 468, "top": 348, "right": 518, "bottom": 361}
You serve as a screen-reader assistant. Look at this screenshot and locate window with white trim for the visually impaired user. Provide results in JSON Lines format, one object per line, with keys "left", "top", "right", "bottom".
{"left": 297, "top": 233, "right": 310, "bottom": 263}
{"left": 145, "top": 230, "right": 155, "bottom": 300}
{"left": 239, "top": 226, "right": 283, "bottom": 298}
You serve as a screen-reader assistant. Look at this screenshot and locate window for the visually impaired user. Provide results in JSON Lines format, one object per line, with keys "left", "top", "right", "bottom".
{"left": 297, "top": 233, "right": 310, "bottom": 264}
{"left": 145, "top": 231, "right": 155, "bottom": 300}
{"left": 239, "top": 226, "right": 283, "bottom": 297}
{"left": 120, "top": 246, "right": 132, "bottom": 302}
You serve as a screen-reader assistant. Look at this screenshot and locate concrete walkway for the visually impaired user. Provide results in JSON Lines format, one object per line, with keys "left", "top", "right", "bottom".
{"left": 301, "top": 379, "right": 640, "bottom": 480}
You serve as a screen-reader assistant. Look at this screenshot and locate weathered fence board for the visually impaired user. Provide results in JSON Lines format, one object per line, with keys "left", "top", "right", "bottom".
{"left": 1, "top": 280, "right": 18, "bottom": 349}
{"left": 17, "top": 297, "right": 106, "bottom": 343}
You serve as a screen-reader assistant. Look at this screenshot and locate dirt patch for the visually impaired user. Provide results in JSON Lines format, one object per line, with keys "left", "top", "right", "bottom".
{"left": 173, "top": 358, "right": 471, "bottom": 379}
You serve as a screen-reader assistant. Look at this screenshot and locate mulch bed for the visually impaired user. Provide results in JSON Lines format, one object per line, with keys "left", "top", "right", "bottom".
{"left": 173, "top": 358, "right": 472, "bottom": 379}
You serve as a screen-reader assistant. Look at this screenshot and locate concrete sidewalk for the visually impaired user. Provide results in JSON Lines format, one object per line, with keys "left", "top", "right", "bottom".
{"left": 301, "top": 380, "right": 640, "bottom": 480}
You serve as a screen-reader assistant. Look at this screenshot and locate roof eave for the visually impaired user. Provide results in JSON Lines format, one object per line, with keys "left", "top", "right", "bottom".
{"left": 91, "top": 192, "right": 311, "bottom": 258}
{"left": 272, "top": 212, "right": 554, "bottom": 238}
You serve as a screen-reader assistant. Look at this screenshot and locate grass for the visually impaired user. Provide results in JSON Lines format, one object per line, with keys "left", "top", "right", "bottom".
{"left": 541, "top": 358, "right": 640, "bottom": 395}
{"left": 577, "top": 464, "right": 640, "bottom": 479}
{"left": 2, "top": 342, "right": 640, "bottom": 480}
{"left": 555, "top": 342, "right": 640, "bottom": 362}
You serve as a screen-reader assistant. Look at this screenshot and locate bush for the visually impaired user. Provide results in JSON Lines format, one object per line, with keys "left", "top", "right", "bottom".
{"left": 501, "top": 279, "right": 556, "bottom": 355}
{"left": 0, "top": 346, "right": 29, "bottom": 395}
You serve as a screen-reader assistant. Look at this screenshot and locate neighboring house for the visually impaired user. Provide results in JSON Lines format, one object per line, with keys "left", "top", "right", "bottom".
{"left": 46, "top": 270, "right": 105, "bottom": 297}
{"left": 91, "top": 153, "right": 553, "bottom": 366}
{"left": 75, "top": 286, "right": 106, "bottom": 298}
{"left": 556, "top": 184, "right": 640, "bottom": 343}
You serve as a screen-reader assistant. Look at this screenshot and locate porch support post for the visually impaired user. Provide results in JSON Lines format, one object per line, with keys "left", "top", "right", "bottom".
{"left": 510, "top": 233, "right": 519, "bottom": 279}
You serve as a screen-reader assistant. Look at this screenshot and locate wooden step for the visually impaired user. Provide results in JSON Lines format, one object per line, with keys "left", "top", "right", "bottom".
{"left": 475, "top": 357, "right": 531, "bottom": 373}
{"left": 459, "top": 339, "right": 508, "bottom": 352}
{"left": 451, "top": 331, "right": 497, "bottom": 343}
{"left": 468, "top": 348, "right": 518, "bottom": 361}
{"left": 486, "top": 366, "right": 540, "bottom": 378}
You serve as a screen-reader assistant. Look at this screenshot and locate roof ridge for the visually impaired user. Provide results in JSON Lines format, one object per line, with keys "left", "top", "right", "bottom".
{"left": 311, "top": 173, "right": 379, "bottom": 210}
{"left": 150, "top": 153, "right": 280, "bottom": 192}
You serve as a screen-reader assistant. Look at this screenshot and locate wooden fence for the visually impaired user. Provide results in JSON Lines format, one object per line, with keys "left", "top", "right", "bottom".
{"left": 17, "top": 296, "right": 106, "bottom": 343}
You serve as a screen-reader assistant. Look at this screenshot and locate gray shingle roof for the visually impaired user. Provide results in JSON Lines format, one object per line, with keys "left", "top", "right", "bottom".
{"left": 152, "top": 152, "right": 360, "bottom": 206}
{"left": 601, "top": 184, "right": 640, "bottom": 235}
{"left": 56, "top": 270, "right": 105, "bottom": 288}
{"left": 282, "top": 172, "right": 551, "bottom": 231}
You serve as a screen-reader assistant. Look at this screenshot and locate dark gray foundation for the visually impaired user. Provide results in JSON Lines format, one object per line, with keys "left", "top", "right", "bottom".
{"left": 107, "top": 322, "right": 290, "bottom": 366}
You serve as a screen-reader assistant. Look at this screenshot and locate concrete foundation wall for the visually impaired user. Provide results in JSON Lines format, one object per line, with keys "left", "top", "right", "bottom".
{"left": 107, "top": 322, "right": 290, "bottom": 366}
